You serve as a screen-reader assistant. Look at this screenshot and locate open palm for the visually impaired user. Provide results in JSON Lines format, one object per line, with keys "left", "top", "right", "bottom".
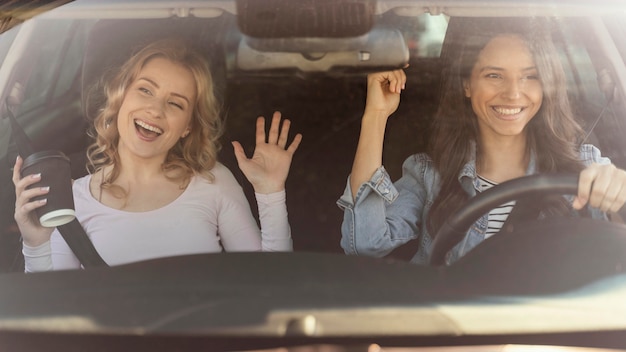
{"left": 232, "top": 111, "right": 303, "bottom": 194}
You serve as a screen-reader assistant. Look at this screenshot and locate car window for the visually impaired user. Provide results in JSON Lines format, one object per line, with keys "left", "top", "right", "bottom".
{"left": 0, "top": 25, "right": 18, "bottom": 67}
{"left": 605, "top": 15, "right": 626, "bottom": 64}
{"left": 52, "top": 23, "right": 89, "bottom": 101}
{"left": 16, "top": 19, "right": 83, "bottom": 115}
{"left": 561, "top": 16, "right": 626, "bottom": 167}
{"left": 380, "top": 12, "right": 448, "bottom": 58}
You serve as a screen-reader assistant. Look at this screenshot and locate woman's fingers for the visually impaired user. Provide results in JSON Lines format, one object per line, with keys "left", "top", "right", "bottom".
{"left": 365, "top": 69, "right": 406, "bottom": 117}
{"left": 15, "top": 185, "right": 49, "bottom": 228}
{"left": 11, "top": 155, "right": 56, "bottom": 245}
{"left": 16, "top": 183, "right": 49, "bottom": 210}
{"left": 574, "top": 164, "right": 596, "bottom": 210}
{"left": 575, "top": 163, "right": 626, "bottom": 212}
{"left": 231, "top": 140, "right": 247, "bottom": 163}
{"left": 593, "top": 166, "right": 626, "bottom": 212}
{"left": 389, "top": 68, "right": 406, "bottom": 93}
{"left": 267, "top": 111, "right": 281, "bottom": 145}
{"left": 13, "top": 156, "right": 50, "bottom": 222}
{"left": 603, "top": 179, "right": 626, "bottom": 213}
{"left": 11, "top": 155, "right": 22, "bottom": 185}
{"left": 14, "top": 170, "right": 43, "bottom": 199}
{"left": 256, "top": 111, "right": 299, "bottom": 149}
{"left": 17, "top": 196, "right": 47, "bottom": 216}
{"left": 254, "top": 116, "right": 266, "bottom": 145}
{"left": 278, "top": 117, "right": 290, "bottom": 148}
{"left": 371, "top": 69, "right": 406, "bottom": 93}
{"left": 286, "top": 132, "right": 303, "bottom": 155}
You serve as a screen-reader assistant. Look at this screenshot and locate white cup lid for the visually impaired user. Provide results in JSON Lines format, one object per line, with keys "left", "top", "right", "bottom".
{"left": 39, "top": 209, "right": 76, "bottom": 228}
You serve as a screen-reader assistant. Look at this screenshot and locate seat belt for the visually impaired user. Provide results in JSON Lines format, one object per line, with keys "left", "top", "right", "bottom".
{"left": 57, "top": 219, "right": 109, "bottom": 268}
{"left": 5, "top": 94, "right": 108, "bottom": 268}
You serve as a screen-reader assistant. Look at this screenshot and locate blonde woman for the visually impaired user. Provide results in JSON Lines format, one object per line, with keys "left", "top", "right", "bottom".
{"left": 14, "top": 39, "right": 302, "bottom": 272}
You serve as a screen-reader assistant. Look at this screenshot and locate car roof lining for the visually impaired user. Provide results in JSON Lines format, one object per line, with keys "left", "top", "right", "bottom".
{"left": 38, "top": 0, "right": 626, "bottom": 19}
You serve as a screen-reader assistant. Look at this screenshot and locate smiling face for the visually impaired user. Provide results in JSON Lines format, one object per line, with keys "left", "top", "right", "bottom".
{"left": 116, "top": 57, "right": 197, "bottom": 162}
{"left": 463, "top": 34, "right": 543, "bottom": 143}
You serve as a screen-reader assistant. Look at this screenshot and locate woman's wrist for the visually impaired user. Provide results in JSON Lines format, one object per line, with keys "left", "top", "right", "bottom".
{"left": 22, "top": 239, "right": 51, "bottom": 253}
{"left": 362, "top": 107, "right": 392, "bottom": 122}
{"left": 255, "top": 189, "right": 286, "bottom": 204}
{"left": 252, "top": 182, "right": 285, "bottom": 195}
{"left": 21, "top": 234, "right": 52, "bottom": 248}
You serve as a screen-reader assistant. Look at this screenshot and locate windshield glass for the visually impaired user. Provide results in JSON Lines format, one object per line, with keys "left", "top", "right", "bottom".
{"left": 1, "top": 1, "right": 626, "bottom": 351}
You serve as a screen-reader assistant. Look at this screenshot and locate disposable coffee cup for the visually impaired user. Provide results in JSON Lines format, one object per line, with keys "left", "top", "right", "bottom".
{"left": 20, "top": 150, "right": 75, "bottom": 227}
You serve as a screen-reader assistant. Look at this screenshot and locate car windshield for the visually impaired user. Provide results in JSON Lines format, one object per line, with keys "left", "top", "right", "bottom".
{"left": 1, "top": 1, "right": 626, "bottom": 351}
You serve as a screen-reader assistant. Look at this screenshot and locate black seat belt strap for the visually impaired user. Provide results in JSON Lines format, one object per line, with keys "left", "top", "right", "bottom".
{"left": 57, "top": 219, "right": 108, "bottom": 268}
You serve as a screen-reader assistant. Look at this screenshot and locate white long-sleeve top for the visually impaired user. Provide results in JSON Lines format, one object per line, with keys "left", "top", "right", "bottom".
{"left": 23, "top": 162, "right": 292, "bottom": 272}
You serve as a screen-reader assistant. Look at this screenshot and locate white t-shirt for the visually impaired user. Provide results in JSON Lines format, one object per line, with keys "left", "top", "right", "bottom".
{"left": 23, "top": 162, "right": 292, "bottom": 272}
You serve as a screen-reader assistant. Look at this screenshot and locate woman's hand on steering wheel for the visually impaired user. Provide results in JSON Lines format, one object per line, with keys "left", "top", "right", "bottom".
{"left": 574, "top": 163, "right": 626, "bottom": 213}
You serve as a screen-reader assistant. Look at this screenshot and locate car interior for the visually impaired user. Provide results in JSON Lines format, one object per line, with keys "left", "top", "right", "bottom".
{"left": 2, "top": 5, "right": 626, "bottom": 272}
{"left": 1, "top": 3, "right": 626, "bottom": 351}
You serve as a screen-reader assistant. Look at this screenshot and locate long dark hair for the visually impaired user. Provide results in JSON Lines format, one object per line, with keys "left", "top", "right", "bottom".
{"left": 426, "top": 17, "right": 585, "bottom": 236}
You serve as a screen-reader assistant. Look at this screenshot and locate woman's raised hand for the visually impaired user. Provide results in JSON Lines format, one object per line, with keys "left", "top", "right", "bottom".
{"left": 573, "top": 163, "right": 626, "bottom": 213}
{"left": 364, "top": 69, "right": 407, "bottom": 119}
{"left": 232, "top": 111, "right": 303, "bottom": 194}
{"left": 12, "top": 156, "right": 55, "bottom": 247}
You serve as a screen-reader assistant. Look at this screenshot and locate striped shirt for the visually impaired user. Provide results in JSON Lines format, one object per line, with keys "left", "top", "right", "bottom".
{"left": 476, "top": 175, "right": 515, "bottom": 238}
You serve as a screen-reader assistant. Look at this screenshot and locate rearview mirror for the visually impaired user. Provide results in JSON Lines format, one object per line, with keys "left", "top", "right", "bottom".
{"left": 236, "top": 27, "right": 409, "bottom": 74}
{"left": 235, "top": 0, "right": 377, "bottom": 38}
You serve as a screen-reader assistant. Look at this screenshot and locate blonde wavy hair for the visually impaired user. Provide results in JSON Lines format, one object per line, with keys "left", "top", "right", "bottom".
{"left": 86, "top": 38, "right": 223, "bottom": 198}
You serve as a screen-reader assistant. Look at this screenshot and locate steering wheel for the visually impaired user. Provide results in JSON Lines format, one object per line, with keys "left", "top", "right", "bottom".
{"left": 429, "top": 173, "right": 581, "bottom": 266}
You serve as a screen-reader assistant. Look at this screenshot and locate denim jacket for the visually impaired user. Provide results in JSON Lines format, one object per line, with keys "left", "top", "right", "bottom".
{"left": 337, "top": 144, "right": 610, "bottom": 265}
